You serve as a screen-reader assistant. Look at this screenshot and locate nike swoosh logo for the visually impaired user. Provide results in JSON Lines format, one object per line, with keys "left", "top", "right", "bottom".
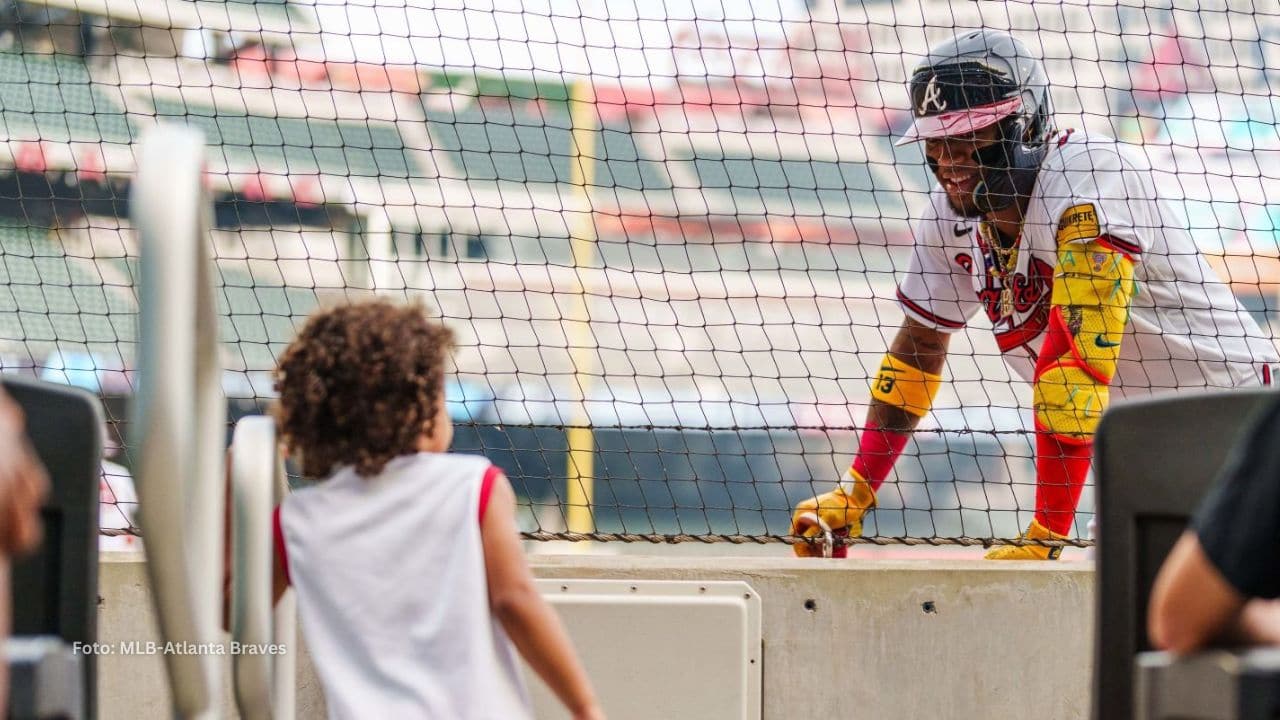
{"left": 1094, "top": 335, "right": 1121, "bottom": 348}
{"left": 953, "top": 223, "right": 971, "bottom": 237}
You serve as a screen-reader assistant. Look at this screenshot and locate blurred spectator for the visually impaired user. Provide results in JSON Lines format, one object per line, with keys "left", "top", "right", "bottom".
{"left": 0, "top": 353, "right": 38, "bottom": 378}
{"left": 1149, "top": 397, "right": 1280, "bottom": 652}
{"left": 446, "top": 376, "right": 497, "bottom": 423}
{"left": 0, "top": 386, "right": 47, "bottom": 556}
{"left": 36, "top": 349, "right": 132, "bottom": 396}
{"left": 1131, "top": 32, "right": 1213, "bottom": 117}
{"left": 39, "top": 350, "right": 103, "bottom": 393}
{"left": 0, "top": 386, "right": 49, "bottom": 710}
{"left": 182, "top": 27, "right": 218, "bottom": 60}
{"left": 98, "top": 430, "right": 139, "bottom": 552}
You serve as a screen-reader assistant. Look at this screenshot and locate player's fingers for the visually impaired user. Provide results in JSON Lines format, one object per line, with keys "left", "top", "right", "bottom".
{"left": 791, "top": 512, "right": 828, "bottom": 557}
{"left": 790, "top": 511, "right": 821, "bottom": 536}
{"left": 792, "top": 531, "right": 825, "bottom": 557}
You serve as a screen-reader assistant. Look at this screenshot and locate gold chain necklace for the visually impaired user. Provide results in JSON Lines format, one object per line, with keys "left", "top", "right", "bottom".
{"left": 979, "top": 221, "right": 1019, "bottom": 319}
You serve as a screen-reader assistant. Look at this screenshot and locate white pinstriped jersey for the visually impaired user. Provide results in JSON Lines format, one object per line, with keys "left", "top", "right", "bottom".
{"left": 897, "top": 130, "right": 1279, "bottom": 396}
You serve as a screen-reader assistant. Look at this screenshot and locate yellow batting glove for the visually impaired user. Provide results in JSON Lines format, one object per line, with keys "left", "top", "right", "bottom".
{"left": 791, "top": 469, "right": 877, "bottom": 558}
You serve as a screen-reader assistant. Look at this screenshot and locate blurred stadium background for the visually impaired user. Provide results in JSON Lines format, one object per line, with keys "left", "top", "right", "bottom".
{"left": 2, "top": 0, "right": 1278, "bottom": 546}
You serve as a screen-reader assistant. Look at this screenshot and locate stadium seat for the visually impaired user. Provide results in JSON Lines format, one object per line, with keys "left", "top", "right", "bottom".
{"left": 1134, "top": 648, "right": 1280, "bottom": 719}
{"left": 1093, "top": 388, "right": 1278, "bottom": 720}
{"left": 7, "top": 636, "right": 83, "bottom": 720}
{"left": 6, "top": 376, "right": 104, "bottom": 720}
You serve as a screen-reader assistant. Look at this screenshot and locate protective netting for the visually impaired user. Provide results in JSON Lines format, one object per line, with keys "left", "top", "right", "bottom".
{"left": 3, "top": 1, "right": 1279, "bottom": 547}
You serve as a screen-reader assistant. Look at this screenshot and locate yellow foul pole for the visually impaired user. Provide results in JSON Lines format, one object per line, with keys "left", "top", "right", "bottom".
{"left": 565, "top": 78, "right": 598, "bottom": 537}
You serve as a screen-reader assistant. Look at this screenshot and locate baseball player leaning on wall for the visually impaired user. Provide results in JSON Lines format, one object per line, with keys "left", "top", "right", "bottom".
{"left": 792, "top": 29, "right": 1280, "bottom": 559}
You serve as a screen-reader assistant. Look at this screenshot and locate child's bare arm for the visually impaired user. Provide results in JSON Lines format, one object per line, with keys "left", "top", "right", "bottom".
{"left": 481, "top": 472, "right": 604, "bottom": 720}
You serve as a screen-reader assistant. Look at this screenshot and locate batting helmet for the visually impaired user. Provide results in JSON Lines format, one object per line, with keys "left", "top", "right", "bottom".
{"left": 899, "top": 29, "right": 1054, "bottom": 212}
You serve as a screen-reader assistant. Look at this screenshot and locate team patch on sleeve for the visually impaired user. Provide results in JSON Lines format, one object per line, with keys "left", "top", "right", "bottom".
{"left": 1056, "top": 203, "right": 1101, "bottom": 245}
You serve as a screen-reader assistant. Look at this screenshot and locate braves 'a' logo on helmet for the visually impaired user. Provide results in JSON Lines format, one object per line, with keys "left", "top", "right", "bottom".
{"left": 917, "top": 76, "right": 948, "bottom": 116}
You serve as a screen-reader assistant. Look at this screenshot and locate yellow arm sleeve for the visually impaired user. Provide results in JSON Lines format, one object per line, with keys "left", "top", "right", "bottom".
{"left": 1032, "top": 238, "right": 1136, "bottom": 438}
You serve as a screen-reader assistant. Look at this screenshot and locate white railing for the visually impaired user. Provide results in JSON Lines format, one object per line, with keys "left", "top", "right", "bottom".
{"left": 230, "top": 416, "right": 296, "bottom": 720}
{"left": 130, "top": 124, "right": 226, "bottom": 719}
{"left": 132, "top": 125, "right": 296, "bottom": 719}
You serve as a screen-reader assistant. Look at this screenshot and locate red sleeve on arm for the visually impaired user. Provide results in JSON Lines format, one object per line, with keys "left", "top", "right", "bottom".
{"left": 1033, "top": 431, "right": 1092, "bottom": 536}
{"left": 851, "top": 421, "right": 910, "bottom": 492}
{"left": 479, "top": 465, "right": 501, "bottom": 523}
{"left": 273, "top": 505, "right": 291, "bottom": 586}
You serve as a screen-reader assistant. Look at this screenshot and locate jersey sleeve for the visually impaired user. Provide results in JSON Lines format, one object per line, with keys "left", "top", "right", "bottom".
{"left": 896, "top": 193, "right": 982, "bottom": 332}
{"left": 1190, "top": 397, "right": 1280, "bottom": 599}
{"left": 1039, "top": 140, "right": 1150, "bottom": 261}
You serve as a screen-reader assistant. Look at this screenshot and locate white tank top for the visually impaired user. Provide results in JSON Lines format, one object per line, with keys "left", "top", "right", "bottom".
{"left": 277, "top": 453, "right": 532, "bottom": 720}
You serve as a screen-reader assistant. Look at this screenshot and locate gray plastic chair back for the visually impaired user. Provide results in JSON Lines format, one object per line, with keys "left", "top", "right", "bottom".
{"left": 1136, "top": 648, "right": 1280, "bottom": 719}
{"left": 1093, "top": 388, "right": 1278, "bottom": 720}
{"left": 8, "top": 636, "right": 84, "bottom": 720}
{"left": 6, "top": 376, "right": 103, "bottom": 720}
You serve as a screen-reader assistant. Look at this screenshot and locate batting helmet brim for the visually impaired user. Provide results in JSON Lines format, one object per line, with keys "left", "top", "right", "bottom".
{"left": 895, "top": 96, "right": 1024, "bottom": 146}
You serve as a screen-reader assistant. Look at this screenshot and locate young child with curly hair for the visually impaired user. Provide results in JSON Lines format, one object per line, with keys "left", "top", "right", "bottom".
{"left": 270, "top": 298, "right": 603, "bottom": 720}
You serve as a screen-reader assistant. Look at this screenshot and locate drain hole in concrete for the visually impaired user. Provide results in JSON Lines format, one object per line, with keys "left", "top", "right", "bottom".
{"left": 804, "top": 599, "right": 818, "bottom": 612}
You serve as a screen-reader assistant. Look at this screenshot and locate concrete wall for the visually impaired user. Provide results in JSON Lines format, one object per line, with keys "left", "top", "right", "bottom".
{"left": 96, "top": 553, "right": 1094, "bottom": 720}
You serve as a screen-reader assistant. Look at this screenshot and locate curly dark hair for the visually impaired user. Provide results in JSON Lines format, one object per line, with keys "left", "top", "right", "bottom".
{"left": 273, "top": 299, "right": 455, "bottom": 478}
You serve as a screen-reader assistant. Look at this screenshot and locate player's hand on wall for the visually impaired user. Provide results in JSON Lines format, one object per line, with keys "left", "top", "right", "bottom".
{"left": 790, "top": 469, "right": 876, "bottom": 558}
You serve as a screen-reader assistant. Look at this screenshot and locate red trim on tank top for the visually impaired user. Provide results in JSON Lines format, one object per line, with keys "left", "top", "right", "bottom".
{"left": 479, "top": 465, "right": 500, "bottom": 523}
{"left": 273, "top": 505, "right": 291, "bottom": 586}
